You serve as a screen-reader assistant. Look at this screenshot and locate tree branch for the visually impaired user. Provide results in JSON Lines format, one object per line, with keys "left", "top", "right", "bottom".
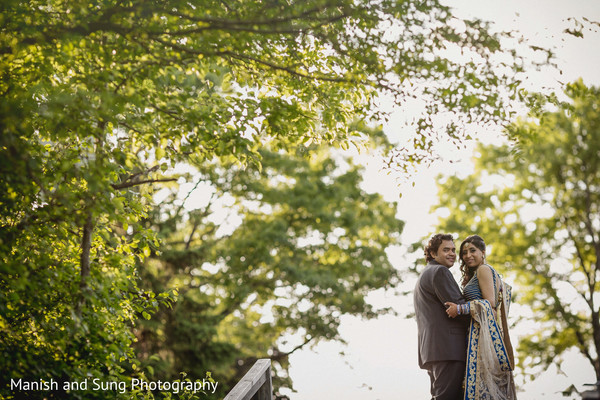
{"left": 149, "top": 101, "right": 189, "bottom": 122}
{"left": 112, "top": 177, "right": 177, "bottom": 190}
{"left": 223, "top": 51, "right": 359, "bottom": 84}
{"left": 185, "top": 191, "right": 216, "bottom": 250}
{"left": 548, "top": 286, "right": 595, "bottom": 365}
{"left": 112, "top": 164, "right": 178, "bottom": 190}
{"left": 163, "top": 3, "right": 344, "bottom": 28}
{"left": 274, "top": 336, "right": 315, "bottom": 359}
{"left": 564, "top": 219, "right": 594, "bottom": 308}
{"left": 155, "top": 11, "right": 349, "bottom": 36}
{"left": 581, "top": 177, "right": 599, "bottom": 293}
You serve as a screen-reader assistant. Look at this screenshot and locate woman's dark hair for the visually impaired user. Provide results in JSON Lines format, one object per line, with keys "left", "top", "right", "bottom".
{"left": 459, "top": 235, "right": 486, "bottom": 287}
{"left": 424, "top": 233, "right": 454, "bottom": 262}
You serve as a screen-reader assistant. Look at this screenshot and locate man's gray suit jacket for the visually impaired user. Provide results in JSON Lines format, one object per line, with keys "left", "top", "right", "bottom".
{"left": 414, "top": 260, "right": 469, "bottom": 369}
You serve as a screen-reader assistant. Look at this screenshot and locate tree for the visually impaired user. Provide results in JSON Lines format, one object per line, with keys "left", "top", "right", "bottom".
{"left": 1, "top": 0, "right": 525, "bottom": 171}
{"left": 430, "top": 80, "right": 600, "bottom": 382}
{"left": 135, "top": 133, "right": 403, "bottom": 398}
{"left": 1, "top": 0, "right": 524, "bottom": 398}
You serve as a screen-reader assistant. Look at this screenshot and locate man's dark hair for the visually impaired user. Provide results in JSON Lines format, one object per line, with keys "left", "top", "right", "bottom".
{"left": 424, "top": 233, "right": 454, "bottom": 262}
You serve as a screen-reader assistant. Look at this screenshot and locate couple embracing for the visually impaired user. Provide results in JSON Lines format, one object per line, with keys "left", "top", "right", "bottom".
{"left": 414, "top": 233, "right": 517, "bottom": 400}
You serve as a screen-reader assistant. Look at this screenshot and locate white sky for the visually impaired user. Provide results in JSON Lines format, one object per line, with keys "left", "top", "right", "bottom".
{"left": 284, "top": 1, "right": 600, "bottom": 399}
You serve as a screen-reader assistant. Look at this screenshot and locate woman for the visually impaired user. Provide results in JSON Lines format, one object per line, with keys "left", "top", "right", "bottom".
{"left": 445, "top": 235, "right": 517, "bottom": 400}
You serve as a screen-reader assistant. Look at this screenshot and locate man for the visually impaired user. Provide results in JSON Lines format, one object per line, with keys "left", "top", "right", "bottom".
{"left": 414, "top": 233, "right": 469, "bottom": 400}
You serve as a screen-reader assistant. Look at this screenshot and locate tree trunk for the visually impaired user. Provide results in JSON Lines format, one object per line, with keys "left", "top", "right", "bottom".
{"left": 77, "top": 212, "right": 94, "bottom": 313}
{"left": 593, "top": 309, "right": 600, "bottom": 381}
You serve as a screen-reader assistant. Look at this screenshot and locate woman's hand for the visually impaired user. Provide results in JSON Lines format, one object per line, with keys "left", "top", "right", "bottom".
{"left": 445, "top": 302, "right": 458, "bottom": 318}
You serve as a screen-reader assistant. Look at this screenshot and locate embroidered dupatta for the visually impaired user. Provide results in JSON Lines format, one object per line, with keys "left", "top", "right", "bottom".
{"left": 464, "top": 269, "right": 517, "bottom": 400}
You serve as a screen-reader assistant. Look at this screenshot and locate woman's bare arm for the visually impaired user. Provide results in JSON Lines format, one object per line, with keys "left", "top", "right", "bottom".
{"left": 478, "top": 265, "right": 496, "bottom": 308}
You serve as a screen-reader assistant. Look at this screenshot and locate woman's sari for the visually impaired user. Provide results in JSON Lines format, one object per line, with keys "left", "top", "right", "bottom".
{"left": 463, "top": 265, "right": 517, "bottom": 400}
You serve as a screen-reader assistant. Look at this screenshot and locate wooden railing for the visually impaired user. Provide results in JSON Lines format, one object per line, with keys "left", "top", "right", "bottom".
{"left": 581, "top": 381, "right": 600, "bottom": 399}
{"left": 223, "top": 359, "right": 273, "bottom": 400}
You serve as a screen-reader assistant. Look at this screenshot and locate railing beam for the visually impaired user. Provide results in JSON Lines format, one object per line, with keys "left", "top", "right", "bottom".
{"left": 224, "top": 359, "right": 272, "bottom": 400}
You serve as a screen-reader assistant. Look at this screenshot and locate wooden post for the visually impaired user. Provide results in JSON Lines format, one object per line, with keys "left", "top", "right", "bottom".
{"left": 224, "top": 359, "right": 272, "bottom": 400}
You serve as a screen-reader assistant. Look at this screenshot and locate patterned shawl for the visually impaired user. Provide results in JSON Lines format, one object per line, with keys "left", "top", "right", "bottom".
{"left": 464, "top": 271, "right": 517, "bottom": 400}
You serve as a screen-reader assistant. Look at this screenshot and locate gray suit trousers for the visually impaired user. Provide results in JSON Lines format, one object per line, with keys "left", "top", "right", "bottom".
{"left": 427, "top": 360, "right": 465, "bottom": 400}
